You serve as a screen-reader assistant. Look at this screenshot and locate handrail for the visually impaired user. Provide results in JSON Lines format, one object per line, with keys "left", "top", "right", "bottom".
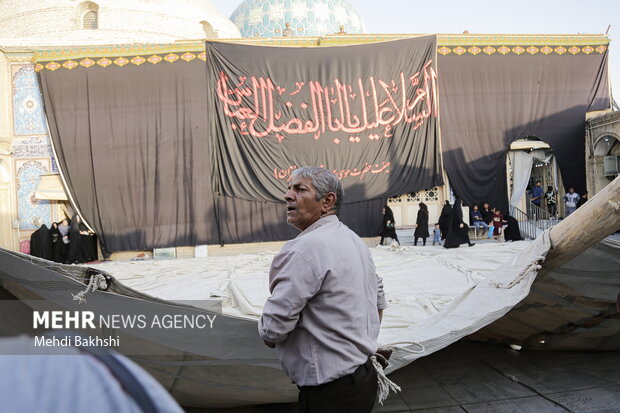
{"left": 526, "top": 201, "right": 560, "bottom": 231}
{"left": 513, "top": 206, "right": 538, "bottom": 240}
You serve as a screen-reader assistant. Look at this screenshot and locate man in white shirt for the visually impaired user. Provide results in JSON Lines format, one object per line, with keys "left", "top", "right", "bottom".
{"left": 564, "top": 187, "right": 580, "bottom": 217}
{"left": 259, "top": 166, "right": 387, "bottom": 412}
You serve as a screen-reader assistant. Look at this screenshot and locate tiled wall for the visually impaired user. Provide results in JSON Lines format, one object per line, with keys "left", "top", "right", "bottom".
{"left": 11, "top": 64, "right": 56, "bottom": 230}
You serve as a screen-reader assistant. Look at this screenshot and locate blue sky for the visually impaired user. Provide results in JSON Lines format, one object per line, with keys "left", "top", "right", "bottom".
{"left": 211, "top": 0, "right": 618, "bottom": 102}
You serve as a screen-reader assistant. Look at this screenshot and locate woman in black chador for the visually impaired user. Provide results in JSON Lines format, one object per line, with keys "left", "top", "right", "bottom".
{"left": 79, "top": 220, "right": 98, "bottom": 262}
{"left": 414, "top": 202, "right": 430, "bottom": 246}
{"left": 444, "top": 199, "right": 475, "bottom": 248}
{"left": 438, "top": 200, "right": 452, "bottom": 240}
{"left": 66, "top": 215, "right": 84, "bottom": 264}
{"left": 30, "top": 221, "right": 52, "bottom": 260}
{"left": 50, "top": 222, "right": 63, "bottom": 263}
{"left": 379, "top": 205, "right": 399, "bottom": 246}
{"left": 503, "top": 215, "right": 523, "bottom": 242}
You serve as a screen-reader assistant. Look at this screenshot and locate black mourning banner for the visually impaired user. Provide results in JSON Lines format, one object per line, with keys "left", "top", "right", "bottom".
{"left": 438, "top": 51, "right": 609, "bottom": 212}
{"left": 206, "top": 36, "right": 443, "bottom": 203}
{"left": 38, "top": 54, "right": 385, "bottom": 253}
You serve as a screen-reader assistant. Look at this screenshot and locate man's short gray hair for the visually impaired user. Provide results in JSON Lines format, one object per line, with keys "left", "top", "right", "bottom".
{"left": 291, "top": 167, "right": 344, "bottom": 214}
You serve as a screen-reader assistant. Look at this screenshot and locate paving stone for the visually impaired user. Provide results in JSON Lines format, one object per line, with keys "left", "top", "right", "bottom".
{"left": 410, "top": 406, "right": 466, "bottom": 413}
{"left": 545, "top": 386, "right": 620, "bottom": 413}
{"left": 373, "top": 392, "right": 410, "bottom": 412}
{"left": 442, "top": 378, "right": 535, "bottom": 404}
{"left": 390, "top": 367, "right": 441, "bottom": 389}
{"left": 462, "top": 395, "right": 568, "bottom": 413}
{"left": 399, "top": 386, "right": 459, "bottom": 410}
{"left": 424, "top": 364, "right": 505, "bottom": 386}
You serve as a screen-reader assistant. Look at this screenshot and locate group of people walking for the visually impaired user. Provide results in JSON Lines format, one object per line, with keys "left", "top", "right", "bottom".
{"left": 29, "top": 215, "right": 97, "bottom": 264}
{"left": 379, "top": 199, "right": 523, "bottom": 248}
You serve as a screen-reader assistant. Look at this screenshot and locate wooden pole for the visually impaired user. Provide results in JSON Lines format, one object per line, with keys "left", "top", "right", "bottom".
{"left": 543, "top": 175, "right": 620, "bottom": 272}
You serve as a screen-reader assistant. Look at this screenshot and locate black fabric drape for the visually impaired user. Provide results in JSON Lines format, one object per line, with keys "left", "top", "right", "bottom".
{"left": 39, "top": 55, "right": 387, "bottom": 253}
{"left": 38, "top": 41, "right": 609, "bottom": 253}
{"left": 206, "top": 37, "right": 442, "bottom": 204}
{"left": 438, "top": 51, "right": 609, "bottom": 211}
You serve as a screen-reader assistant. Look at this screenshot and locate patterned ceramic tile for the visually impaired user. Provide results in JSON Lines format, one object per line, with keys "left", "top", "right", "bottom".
{"left": 12, "top": 65, "right": 48, "bottom": 136}
{"left": 231, "top": 0, "right": 364, "bottom": 38}
{"left": 12, "top": 136, "right": 53, "bottom": 158}
{"left": 15, "top": 159, "right": 51, "bottom": 230}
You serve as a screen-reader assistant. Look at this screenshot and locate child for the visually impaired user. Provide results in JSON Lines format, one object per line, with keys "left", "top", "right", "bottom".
{"left": 492, "top": 208, "right": 506, "bottom": 241}
{"left": 432, "top": 223, "right": 442, "bottom": 246}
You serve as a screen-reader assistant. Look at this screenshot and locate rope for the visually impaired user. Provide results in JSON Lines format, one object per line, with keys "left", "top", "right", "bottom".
{"left": 371, "top": 355, "right": 401, "bottom": 405}
{"left": 72, "top": 273, "right": 107, "bottom": 304}
{"left": 491, "top": 255, "right": 545, "bottom": 289}
{"left": 385, "top": 341, "right": 426, "bottom": 355}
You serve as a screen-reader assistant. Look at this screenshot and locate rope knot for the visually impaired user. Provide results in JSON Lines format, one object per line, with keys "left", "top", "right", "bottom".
{"left": 72, "top": 273, "right": 107, "bottom": 305}
{"left": 371, "top": 355, "right": 401, "bottom": 405}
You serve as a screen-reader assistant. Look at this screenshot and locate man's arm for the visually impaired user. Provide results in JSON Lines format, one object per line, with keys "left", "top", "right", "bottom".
{"left": 258, "top": 250, "right": 323, "bottom": 346}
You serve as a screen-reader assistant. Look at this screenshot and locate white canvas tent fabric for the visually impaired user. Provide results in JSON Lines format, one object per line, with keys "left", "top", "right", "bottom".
{"left": 89, "top": 234, "right": 551, "bottom": 371}
{"left": 3, "top": 231, "right": 619, "bottom": 407}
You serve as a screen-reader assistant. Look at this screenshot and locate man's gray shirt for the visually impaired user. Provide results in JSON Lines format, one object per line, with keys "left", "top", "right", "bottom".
{"left": 258, "top": 215, "right": 387, "bottom": 386}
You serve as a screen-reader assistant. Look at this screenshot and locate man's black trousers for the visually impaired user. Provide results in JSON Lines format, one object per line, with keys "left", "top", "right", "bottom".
{"left": 298, "top": 358, "right": 377, "bottom": 413}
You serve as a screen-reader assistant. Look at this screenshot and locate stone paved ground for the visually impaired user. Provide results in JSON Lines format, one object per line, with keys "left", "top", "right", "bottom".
{"left": 191, "top": 341, "right": 620, "bottom": 413}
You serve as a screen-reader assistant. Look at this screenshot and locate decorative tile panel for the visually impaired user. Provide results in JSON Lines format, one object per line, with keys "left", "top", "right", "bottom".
{"left": 12, "top": 136, "right": 53, "bottom": 158}
{"left": 12, "top": 66, "right": 48, "bottom": 135}
{"left": 15, "top": 159, "right": 51, "bottom": 230}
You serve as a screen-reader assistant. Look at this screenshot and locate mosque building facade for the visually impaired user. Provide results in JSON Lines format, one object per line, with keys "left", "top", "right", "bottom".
{"left": 0, "top": 0, "right": 240, "bottom": 249}
{"left": 0, "top": 0, "right": 374, "bottom": 251}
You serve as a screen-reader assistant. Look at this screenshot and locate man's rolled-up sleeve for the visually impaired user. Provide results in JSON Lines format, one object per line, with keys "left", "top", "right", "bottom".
{"left": 377, "top": 275, "right": 388, "bottom": 311}
{"left": 259, "top": 250, "right": 323, "bottom": 344}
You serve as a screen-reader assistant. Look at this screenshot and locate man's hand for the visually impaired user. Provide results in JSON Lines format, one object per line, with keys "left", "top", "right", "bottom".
{"left": 264, "top": 340, "right": 275, "bottom": 348}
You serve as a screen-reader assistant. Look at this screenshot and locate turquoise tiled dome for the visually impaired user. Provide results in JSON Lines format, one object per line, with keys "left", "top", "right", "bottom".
{"left": 230, "top": 0, "right": 365, "bottom": 38}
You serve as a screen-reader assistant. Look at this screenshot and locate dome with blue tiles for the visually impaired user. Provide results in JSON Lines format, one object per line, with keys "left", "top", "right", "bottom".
{"left": 230, "top": 0, "right": 365, "bottom": 38}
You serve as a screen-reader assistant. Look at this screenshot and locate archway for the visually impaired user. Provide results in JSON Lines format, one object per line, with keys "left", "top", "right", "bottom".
{"left": 507, "top": 137, "right": 561, "bottom": 234}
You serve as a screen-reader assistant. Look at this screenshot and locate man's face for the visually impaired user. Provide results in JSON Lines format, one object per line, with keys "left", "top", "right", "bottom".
{"left": 536, "top": 182, "right": 541, "bottom": 187}
{"left": 284, "top": 177, "right": 324, "bottom": 231}
{"left": 473, "top": 205, "right": 478, "bottom": 211}
{"left": 569, "top": 188, "right": 575, "bottom": 193}
{"left": 483, "top": 203, "right": 489, "bottom": 209}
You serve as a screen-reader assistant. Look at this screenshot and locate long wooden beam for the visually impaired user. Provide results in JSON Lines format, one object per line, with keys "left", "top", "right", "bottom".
{"left": 543, "top": 175, "right": 620, "bottom": 272}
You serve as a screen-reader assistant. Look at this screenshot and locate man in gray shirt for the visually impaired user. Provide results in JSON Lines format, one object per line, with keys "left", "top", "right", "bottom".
{"left": 259, "top": 166, "right": 387, "bottom": 412}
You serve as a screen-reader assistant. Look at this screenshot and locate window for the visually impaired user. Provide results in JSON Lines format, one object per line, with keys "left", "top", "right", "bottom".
{"left": 83, "top": 10, "right": 98, "bottom": 29}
